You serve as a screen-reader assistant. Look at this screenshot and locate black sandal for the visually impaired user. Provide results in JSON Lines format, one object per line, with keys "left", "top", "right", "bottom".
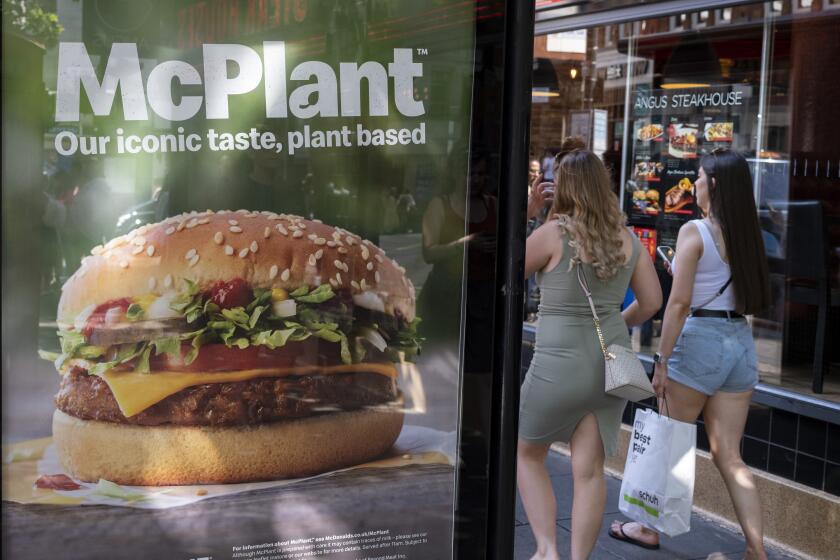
{"left": 608, "top": 522, "right": 661, "bottom": 550}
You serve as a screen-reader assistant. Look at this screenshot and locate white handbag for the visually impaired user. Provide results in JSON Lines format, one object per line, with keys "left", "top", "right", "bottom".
{"left": 576, "top": 264, "right": 655, "bottom": 402}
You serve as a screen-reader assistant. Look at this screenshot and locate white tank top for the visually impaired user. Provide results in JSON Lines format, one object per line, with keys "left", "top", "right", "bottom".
{"left": 682, "top": 220, "right": 736, "bottom": 310}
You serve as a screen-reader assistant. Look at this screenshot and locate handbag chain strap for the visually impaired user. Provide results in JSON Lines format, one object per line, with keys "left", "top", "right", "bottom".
{"left": 576, "top": 264, "right": 616, "bottom": 361}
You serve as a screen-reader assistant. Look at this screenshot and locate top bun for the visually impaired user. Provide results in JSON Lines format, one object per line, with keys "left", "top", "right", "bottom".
{"left": 58, "top": 210, "right": 415, "bottom": 324}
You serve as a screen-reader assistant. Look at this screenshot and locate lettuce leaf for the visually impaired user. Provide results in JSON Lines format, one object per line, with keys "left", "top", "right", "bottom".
{"left": 295, "top": 284, "right": 335, "bottom": 304}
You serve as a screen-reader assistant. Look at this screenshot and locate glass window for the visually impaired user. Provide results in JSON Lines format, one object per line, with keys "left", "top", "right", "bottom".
{"left": 529, "top": 1, "right": 840, "bottom": 404}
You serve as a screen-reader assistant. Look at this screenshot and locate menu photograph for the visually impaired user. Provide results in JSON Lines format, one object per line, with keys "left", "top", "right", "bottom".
{"left": 626, "top": 86, "right": 745, "bottom": 250}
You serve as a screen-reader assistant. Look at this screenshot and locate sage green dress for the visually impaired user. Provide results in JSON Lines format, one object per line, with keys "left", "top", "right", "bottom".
{"left": 519, "top": 231, "right": 641, "bottom": 456}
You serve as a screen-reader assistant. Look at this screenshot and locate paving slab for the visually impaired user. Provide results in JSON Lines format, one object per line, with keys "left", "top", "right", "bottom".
{"left": 514, "top": 451, "right": 802, "bottom": 560}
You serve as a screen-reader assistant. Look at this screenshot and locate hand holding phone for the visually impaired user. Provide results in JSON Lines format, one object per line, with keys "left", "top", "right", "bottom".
{"left": 656, "top": 245, "right": 674, "bottom": 274}
{"left": 657, "top": 245, "right": 674, "bottom": 264}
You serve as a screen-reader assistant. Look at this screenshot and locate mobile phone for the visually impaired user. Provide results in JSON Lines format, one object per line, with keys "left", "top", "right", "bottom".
{"left": 656, "top": 245, "right": 674, "bottom": 265}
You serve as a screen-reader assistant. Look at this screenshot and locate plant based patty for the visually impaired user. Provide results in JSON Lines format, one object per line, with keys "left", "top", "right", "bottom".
{"left": 56, "top": 367, "right": 399, "bottom": 427}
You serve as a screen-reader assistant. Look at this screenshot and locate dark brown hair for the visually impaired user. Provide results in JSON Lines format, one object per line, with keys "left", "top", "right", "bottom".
{"left": 699, "top": 149, "right": 770, "bottom": 315}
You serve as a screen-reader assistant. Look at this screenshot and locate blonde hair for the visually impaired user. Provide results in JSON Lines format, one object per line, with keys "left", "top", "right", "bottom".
{"left": 550, "top": 150, "right": 627, "bottom": 280}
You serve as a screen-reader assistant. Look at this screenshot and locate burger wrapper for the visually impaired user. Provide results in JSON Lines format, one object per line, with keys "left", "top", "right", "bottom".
{"left": 2, "top": 425, "right": 454, "bottom": 509}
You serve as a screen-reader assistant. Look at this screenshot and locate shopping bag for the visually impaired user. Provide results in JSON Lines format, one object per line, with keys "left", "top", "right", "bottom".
{"left": 618, "top": 407, "right": 696, "bottom": 537}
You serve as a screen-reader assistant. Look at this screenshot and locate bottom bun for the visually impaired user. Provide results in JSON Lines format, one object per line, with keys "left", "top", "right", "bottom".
{"left": 52, "top": 402, "right": 404, "bottom": 486}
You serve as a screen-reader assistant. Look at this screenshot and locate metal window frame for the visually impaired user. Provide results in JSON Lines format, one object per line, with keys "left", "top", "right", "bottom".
{"left": 536, "top": 0, "right": 763, "bottom": 34}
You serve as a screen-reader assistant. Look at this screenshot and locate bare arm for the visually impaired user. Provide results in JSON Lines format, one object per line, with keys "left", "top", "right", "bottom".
{"left": 422, "top": 197, "right": 469, "bottom": 264}
{"left": 652, "top": 222, "right": 702, "bottom": 397}
{"left": 524, "top": 221, "right": 560, "bottom": 278}
{"left": 622, "top": 237, "right": 663, "bottom": 327}
{"left": 658, "top": 223, "right": 702, "bottom": 357}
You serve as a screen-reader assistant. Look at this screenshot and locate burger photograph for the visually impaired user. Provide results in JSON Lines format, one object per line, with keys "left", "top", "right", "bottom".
{"left": 43, "top": 210, "right": 422, "bottom": 486}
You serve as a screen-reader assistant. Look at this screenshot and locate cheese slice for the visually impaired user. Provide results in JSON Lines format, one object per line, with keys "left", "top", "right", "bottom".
{"left": 65, "top": 363, "right": 397, "bottom": 418}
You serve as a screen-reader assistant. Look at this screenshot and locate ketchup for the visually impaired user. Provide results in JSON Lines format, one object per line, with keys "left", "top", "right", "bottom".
{"left": 35, "top": 474, "right": 81, "bottom": 491}
{"left": 207, "top": 278, "right": 252, "bottom": 309}
{"left": 83, "top": 298, "right": 133, "bottom": 338}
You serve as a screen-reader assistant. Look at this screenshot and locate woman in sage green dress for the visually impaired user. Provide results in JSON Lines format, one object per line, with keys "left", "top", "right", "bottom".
{"left": 519, "top": 150, "right": 661, "bottom": 560}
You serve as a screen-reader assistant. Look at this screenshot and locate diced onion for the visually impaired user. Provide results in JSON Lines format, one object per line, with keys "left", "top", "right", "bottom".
{"left": 358, "top": 327, "right": 387, "bottom": 352}
{"left": 104, "top": 307, "right": 124, "bottom": 325}
{"left": 272, "top": 299, "right": 297, "bottom": 318}
{"left": 353, "top": 291, "right": 385, "bottom": 313}
{"left": 73, "top": 304, "right": 96, "bottom": 331}
{"left": 146, "top": 294, "right": 180, "bottom": 320}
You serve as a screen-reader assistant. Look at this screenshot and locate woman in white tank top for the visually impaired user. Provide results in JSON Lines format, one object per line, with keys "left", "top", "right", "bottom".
{"left": 610, "top": 150, "right": 771, "bottom": 559}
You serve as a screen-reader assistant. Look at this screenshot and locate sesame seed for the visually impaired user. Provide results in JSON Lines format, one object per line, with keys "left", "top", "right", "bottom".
{"left": 329, "top": 278, "right": 338, "bottom": 288}
{"left": 338, "top": 247, "right": 348, "bottom": 254}
{"left": 336, "top": 273, "right": 342, "bottom": 285}
{"left": 312, "top": 219, "right": 323, "bottom": 223}
{"left": 293, "top": 230, "right": 304, "bottom": 238}
{"left": 327, "top": 241, "right": 337, "bottom": 247}
{"left": 186, "top": 218, "right": 199, "bottom": 229}
{"left": 397, "top": 265, "right": 406, "bottom": 273}
{"left": 214, "top": 232, "right": 224, "bottom": 245}
{"left": 361, "top": 247, "right": 370, "bottom": 260}
{"left": 375, "top": 254, "right": 384, "bottom": 263}
{"left": 351, "top": 280, "right": 360, "bottom": 290}
{"left": 239, "top": 248, "right": 250, "bottom": 258}
{"left": 269, "top": 265, "right": 278, "bottom": 279}
{"left": 92, "top": 245, "right": 104, "bottom": 255}
{"left": 224, "top": 245, "right": 234, "bottom": 256}
{"left": 164, "top": 274, "right": 173, "bottom": 288}
{"left": 236, "top": 209, "right": 248, "bottom": 214}
{"left": 228, "top": 219, "right": 239, "bottom": 226}
{"left": 288, "top": 225, "right": 299, "bottom": 231}
{"left": 375, "top": 271, "right": 381, "bottom": 283}
{"left": 314, "top": 237, "right": 326, "bottom": 245}
{"left": 189, "top": 255, "right": 200, "bottom": 267}
{"left": 367, "top": 262, "right": 374, "bottom": 271}
{"left": 315, "top": 249, "right": 323, "bottom": 260}
{"left": 119, "top": 260, "right": 129, "bottom": 268}
{"left": 165, "top": 226, "right": 176, "bottom": 235}
{"left": 263, "top": 227, "right": 271, "bottom": 239}
{"left": 298, "top": 223, "right": 307, "bottom": 229}
{"left": 363, "top": 239, "right": 373, "bottom": 246}
{"left": 281, "top": 269, "right": 290, "bottom": 282}
{"left": 307, "top": 234, "right": 317, "bottom": 241}
{"left": 360, "top": 279, "right": 368, "bottom": 291}
{"left": 244, "top": 212, "right": 257, "bottom": 218}
{"left": 332, "top": 232, "right": 342, "bottom": 241}
{"left": 146, "top": 245, "right": 155, "bottom": 257}
{"left": 276, "top": 225, "right": 288, "bottom": 236}
{"left": 308, "top": 254, "right": 317, "bottom": 266}
{"left": 250, "top": 241, "right": 259, "bottom": 253}
{"left": 132, "top": 246, "right": 144, "bottom": 255}
{"left": 148, "top": 277, "right": 156, "bottom": 290}
{"left": 333, "top": 260, "right": 343, "bottom": 269}
{"left": 185, "top": 249, "right": 197, "bottom": 260}
{"left": 345, "top": 236, "right": 355, "bottom": 245}
{"left": 229, "top": 226, "right": 242, "bottom": 233}
{"left": 176, "top": 220, "right": 187, "bottom": 232}
{"left": 198, "top": 218, "right": 210, "bottom": 225}
{"left": 132, "top": 236, "right": 146, "bottom": 246}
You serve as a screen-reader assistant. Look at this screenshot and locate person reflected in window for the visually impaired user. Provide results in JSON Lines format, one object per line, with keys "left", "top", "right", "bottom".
{"left": 609, "top": 149, "right": 771, "bottom": 559}
{"left": 519, "top": 150, "right": 661, "bottom": 560}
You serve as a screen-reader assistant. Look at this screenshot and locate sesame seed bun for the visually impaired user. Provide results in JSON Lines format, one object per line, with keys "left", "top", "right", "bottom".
{"left": 57, "top": 210, "right": 415, "bottom": 325}
{"left": 52, "top": 401, "right": 404, "bottom": 485}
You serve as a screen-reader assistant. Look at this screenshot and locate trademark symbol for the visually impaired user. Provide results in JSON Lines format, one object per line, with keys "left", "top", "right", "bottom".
{"left": 416, "top": 48, "right": 429, "bottom": 55}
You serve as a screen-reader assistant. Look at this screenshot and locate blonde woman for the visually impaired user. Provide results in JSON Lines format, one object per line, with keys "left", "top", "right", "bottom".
{"left": 519, "top": 150, "right": 661, "bottom": 560}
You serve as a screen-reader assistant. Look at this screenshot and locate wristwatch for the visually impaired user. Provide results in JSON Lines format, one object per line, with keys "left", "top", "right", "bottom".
{"left": 653, "top": 352, "right": 668, "bottom": 365}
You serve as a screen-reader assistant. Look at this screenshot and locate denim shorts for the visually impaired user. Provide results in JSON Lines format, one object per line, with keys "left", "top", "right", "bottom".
{"left": 667, "top": 316, "right": 758, "bottom": 395}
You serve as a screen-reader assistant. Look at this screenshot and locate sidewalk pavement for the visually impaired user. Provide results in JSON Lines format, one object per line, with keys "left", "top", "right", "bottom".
{"left": 514, "top": 450, "right": 801, "bottom": 560}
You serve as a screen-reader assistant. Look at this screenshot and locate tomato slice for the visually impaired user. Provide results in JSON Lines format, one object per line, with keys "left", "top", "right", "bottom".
{"left": 148, "top": 339, "right": 344, "bottom": 372}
